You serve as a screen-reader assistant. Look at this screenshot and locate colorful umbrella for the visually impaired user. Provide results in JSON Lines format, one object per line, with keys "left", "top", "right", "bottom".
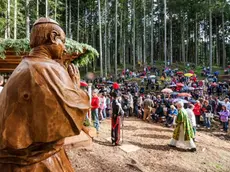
{"left": 107, "top": 81, "right": 113, "bottom": 84}
{"left": 80, "top": 81, "right": 88, "bottom": 87}
{"left": 184, "top": 73, "right": 193, "bottom": 77}
{"left": 176, "top": 71, "right": 184, "bottom": 75}
{"left": 195, "top": 87, "right": 203, "bottom": 90}
{"left": 173, "top": 98, "right": 188, "bottom": 104}
{"left": 171, "top": 92, "right": 179, "bottom": 96}
{"left": 168, "top": 84, "right": 177, "bottom": 87}
{"left": 176, "top": 83, "right": 184, "bottom": 87}
{"left": 149, "top": 75, "right": 156, "bottom": 78}
{"left": 188, "top": 87, "right": 195, "bottom": 91}
{"left": 189, "top": 70, "right": 195, "bottom": 74}
{"left": 178, "top": 93, "right": 192, "bottom": 97}
{"left": 161, "top": 88, "right": 173, "bottom": 93}
{"left": 189, "top": 99, "right": 197, "bottom": 104}
{"left": 211, "top": 82, "right": 218, "bottom": 87}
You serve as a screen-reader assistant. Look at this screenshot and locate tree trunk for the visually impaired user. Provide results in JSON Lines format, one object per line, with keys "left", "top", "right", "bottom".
{"left": 164, "top": 0, "right": 167, "bottom": 67}
{"left": 26, "top": 0, "right": 30, "bottom": 39}
{"left": 132, "top": 0, "right": 136, "bottom": 70}
{"left": 150, "top": 0, "right": 154, "bottom": 66}
{"left": 98, "top": 0, "right": 103, "bottom": 77}
{"left": 92, "top": 24, "right": 96, "bottom": 72}
{"left": 45, "top": 0, "right": 48, "bottom": 17}
{"left": 143, "top": 0, "right": 146, "bottom": 65}
{"left": 222, "top": 11, "right": 226, "bottom": 68}
{"left": 108, "top": 23, "right": 111, "bottom": 73}
{"left": 115, "top": 0, "right": 118, "bottom": 79}
{"left": 120, "top": 11, "right": 123, "bottom": 65}
{"left": 170, "top": 15, "right": 173, "bottom": 64}
{"left": 186, "top": 16, "right": 189, "bottom": 62}
{"left": 54, "top": 0, "right": 57, "bottom": 20}
{"left": 209, "top": 0, "right": 212, "bottom": 73}
{"left": 215, "top": 16, "right": 219, "bottom": 66}
{"left": 36, "top": 0, "right": 39, "bottom": 19}
{"left": 14, "top": 0, "right": 17, "bottom": 39}
{"left": 104, "top": 0, "right": 107, "bottom": 77}
{"left": 7, "top": 0, "right": 11, "bottom": 38}
{"left": 195, "top": 13, "right": 198, "bottom": 66}
{"left": 77, "top": 0, "right": 80, "bottom": 42}
{"left": 69, "top": 0, "right": 72, "bottom": 39}
{"left": 181, "top": 15, "right": 185, "bottom": 64}
{"left": 65, "top": 0, "right": 68, "bottom": 37}
{"left": 123, "top": 31, "right": 126, "bottom": 74}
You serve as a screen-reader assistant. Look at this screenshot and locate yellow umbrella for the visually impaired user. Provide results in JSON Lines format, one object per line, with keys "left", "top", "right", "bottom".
{"left": 184, "top": 73, "right": 193, "bottom": 77}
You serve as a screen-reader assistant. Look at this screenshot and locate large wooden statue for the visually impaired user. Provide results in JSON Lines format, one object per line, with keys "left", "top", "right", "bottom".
{"left": 0, "top": 18, "right": 90, "bottom": 171}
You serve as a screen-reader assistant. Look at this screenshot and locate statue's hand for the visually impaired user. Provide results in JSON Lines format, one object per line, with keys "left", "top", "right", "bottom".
{"left": 68, "top": 64, "right": 80, "bottom": 88}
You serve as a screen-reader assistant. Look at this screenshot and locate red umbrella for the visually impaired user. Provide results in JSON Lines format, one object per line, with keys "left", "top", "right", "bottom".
{"left": 189, "top": 70, "right": 195, "bottom": 74}
{"left": 176, "top": 83, "right": 184, "bottom": 87}
{"left": 176, "top": 71, "right": 184, "bottom": 75}
{"left": 178, "top": 93, "right": 192, "bottom": 97}
{"left": 113, "top": 82, "right": 120, "bottom": 90}
{"left": 80, "top": 81, "right": 88, "bottom": 87}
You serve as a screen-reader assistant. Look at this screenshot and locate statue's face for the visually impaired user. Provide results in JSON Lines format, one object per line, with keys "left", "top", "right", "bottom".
{"left": 50, "top": 29, "right": 66, "bottom": 59}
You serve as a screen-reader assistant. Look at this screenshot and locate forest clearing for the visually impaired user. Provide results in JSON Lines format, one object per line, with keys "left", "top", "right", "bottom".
{"left": 67, "top": 118, "right": 230, "bottom": 172}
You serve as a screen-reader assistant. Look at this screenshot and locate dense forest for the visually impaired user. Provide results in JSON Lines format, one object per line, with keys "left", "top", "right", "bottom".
{"left": 0, "top": 0, "right": 230, "bottom": 77}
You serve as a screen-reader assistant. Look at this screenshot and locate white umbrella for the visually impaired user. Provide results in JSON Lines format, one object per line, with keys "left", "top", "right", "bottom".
{"left": 149, "top": 75, "right": 156, "bottom": 78}
{"left": 161, "top": 88, "right": 173, "bottom": 93}
{"left": 173, "top": 98, "right": 188, "bottom": 104}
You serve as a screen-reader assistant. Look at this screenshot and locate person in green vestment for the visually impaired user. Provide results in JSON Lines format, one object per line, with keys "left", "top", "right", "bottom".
{"left": 168, "top": 101, "right": 196, "bottom": 152}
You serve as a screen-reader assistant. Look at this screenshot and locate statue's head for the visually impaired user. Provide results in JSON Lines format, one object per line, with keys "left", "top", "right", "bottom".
{"left": 30, "top": 17, "right": 66, "bottom": 59}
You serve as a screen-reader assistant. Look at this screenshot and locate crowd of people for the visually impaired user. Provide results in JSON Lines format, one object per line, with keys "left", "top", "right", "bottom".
{"left": 88, "top": 66, "right": 230, "bottom": 150}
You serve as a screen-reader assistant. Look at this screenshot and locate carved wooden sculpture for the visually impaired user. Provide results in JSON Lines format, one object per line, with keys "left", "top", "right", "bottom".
{"left": 0, "top": 18, "right": 90, "bottom": 171}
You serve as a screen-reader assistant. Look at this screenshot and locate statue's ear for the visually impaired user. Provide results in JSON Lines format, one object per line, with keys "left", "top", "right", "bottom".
{"left": 50, "top": 30, "right": 59, "bottom": 44}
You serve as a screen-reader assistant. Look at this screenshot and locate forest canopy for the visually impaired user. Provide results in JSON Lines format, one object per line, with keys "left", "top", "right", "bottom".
{"left": 1, "top": 0, "right": 230, "bottom": 76}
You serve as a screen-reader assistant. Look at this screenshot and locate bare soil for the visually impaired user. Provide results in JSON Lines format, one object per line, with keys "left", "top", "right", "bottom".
{"left": 66, "top": 118, "right": 230, "bottom": 172}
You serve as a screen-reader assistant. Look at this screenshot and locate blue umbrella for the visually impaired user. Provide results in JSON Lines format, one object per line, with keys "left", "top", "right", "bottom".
{"left": 107, "top": 81, "right": 113, "bottom": 84}
{"left": 171, "top": 92, "right": 179, "bottom": 95}
{"left": 189, "top": 99, "right": 197, "bottom": 104}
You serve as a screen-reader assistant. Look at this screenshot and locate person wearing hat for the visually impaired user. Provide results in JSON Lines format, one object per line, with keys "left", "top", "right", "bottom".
{"left": 143, "top": 95, "right": 154, "bottom": 122}
{"left": 0, "top": 18, "right": 91, "bottom": 171}
{"left": 169, "top": 102, "right": 196, "bottom": 152}
{"left": 91, "top": 89, "right": 100, "bottom": 132}
{"left": 111, "top": 92, "right": 124, "bottom": 145}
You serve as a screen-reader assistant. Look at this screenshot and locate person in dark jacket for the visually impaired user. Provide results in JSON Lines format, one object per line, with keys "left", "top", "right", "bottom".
{"left": 202, "top": 100, "right": 212, "bottom": 129}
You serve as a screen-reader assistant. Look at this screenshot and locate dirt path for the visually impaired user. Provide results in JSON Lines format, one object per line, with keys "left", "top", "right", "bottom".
{"left": 66, "top": 118, "right": 230, "bottom": 172}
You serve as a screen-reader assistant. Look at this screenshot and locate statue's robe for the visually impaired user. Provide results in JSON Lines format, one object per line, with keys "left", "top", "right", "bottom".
{"left": 0, "top": 56, "right": 90, "bottom": 171}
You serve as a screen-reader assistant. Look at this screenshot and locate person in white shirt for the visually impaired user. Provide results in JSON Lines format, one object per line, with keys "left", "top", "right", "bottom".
{"left": 0, "top": 75, "right": 4, "bottom": 93}
{"left": 222, "top": 98, "right": 230, "bottom": 111}
{"left": 186, "top": 104, "right": 197, "bottom": 141}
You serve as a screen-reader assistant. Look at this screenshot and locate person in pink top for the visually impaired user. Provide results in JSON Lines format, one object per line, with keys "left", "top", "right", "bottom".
{"left": 193, "top": 100, "right": 202, "bottom": 127}
{"left": 99, "top": 93, "right": 106, "bottom": 120}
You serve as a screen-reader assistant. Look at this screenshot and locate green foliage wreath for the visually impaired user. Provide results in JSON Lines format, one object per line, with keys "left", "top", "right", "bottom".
{"left": 0, "top": 38, "right": 99, "bottom": 66}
